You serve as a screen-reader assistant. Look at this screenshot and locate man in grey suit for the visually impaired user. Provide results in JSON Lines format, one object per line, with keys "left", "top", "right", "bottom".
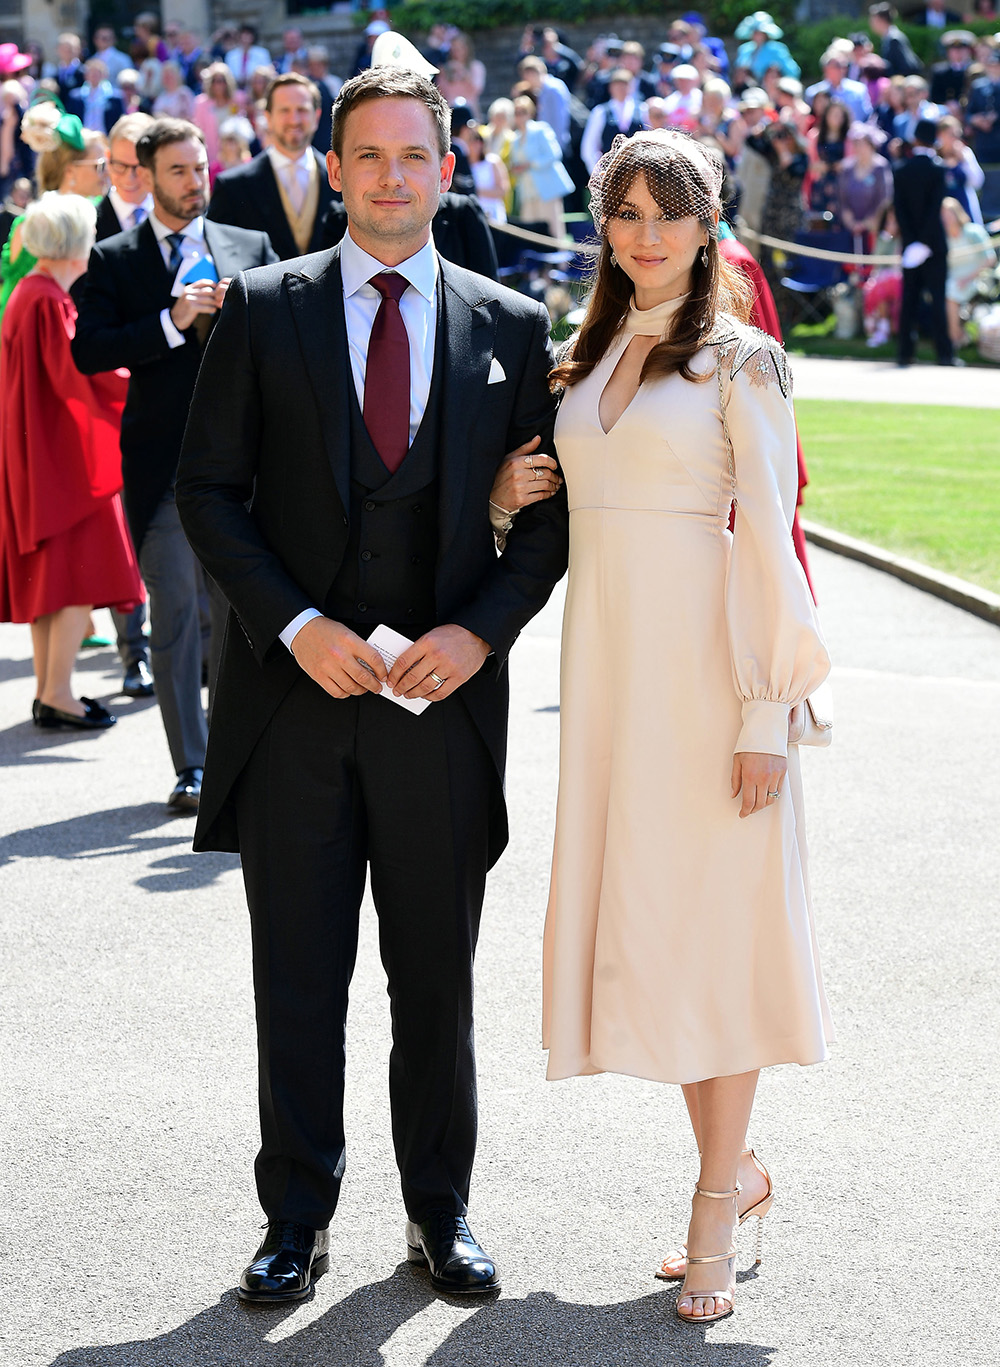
{"left": 177, "top": 69, "right": 567, "bottom": 1301}
{"left": 73, "top": 119, "right": 277, "bottom": 811}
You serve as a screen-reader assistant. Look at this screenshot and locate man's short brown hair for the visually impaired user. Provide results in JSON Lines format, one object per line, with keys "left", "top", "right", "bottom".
{"left": 331, "top": 67, "right": 451, "bottom": 160}
{"left": 265, "top": 71, "right": 321, "bottom": 114}
{"left": 135, "top": 118, "right": 205, "bottom": 169}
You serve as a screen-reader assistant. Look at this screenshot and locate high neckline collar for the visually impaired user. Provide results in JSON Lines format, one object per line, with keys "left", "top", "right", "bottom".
{"left": 623, "top": 291, "right": 690, "bottom": 336}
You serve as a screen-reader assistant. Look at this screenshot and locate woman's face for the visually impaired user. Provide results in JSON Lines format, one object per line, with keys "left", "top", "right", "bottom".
{"left": 513, "top": 100, "right": 531, "bottom": 127}
{"left": 64, "top": 149, "right": 108, "bottom": 197}
{"left": 211, "top": 75, "right": 229, "bottom": 103}
{"left": 162, "top": 65, "right": 179, "bottom": 91}
{"left": 605, "top": 173, "right": 707, "bottom": 306}
{"left": 827, "top": 104, "right": 847, "bottom": 136}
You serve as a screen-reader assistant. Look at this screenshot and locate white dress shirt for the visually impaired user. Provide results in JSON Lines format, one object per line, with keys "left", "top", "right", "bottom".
{"left": 280, "top": 228, "right": 439, "bottom": 652}
{"left": 109, "top": 186, "right": 154, "bottom": 231}
{"left": 267, "top": 144, "right": 314, "bottom": 215}
{"left": 148, "top": 213, "right": 215, "bottom": 349}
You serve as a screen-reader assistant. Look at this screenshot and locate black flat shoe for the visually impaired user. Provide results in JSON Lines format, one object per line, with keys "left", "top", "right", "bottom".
{"left": 167, "top": 767, "right": 203, "bottom": 812}
{"left": 35, "top": 697, "right": 116, "bottom": 730}
{"left": 405, "top": 1212, "right": 500, "bottom": 1295}
{"left": 238, "top": 1221, "right": 330, "bottom": 1303}
{"left": 121, "top": 660, "right": 155, "bottom": 697}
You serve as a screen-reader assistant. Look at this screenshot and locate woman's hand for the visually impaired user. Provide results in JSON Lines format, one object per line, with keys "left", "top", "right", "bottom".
{"left": 490, "top": 435, "right": 562, "bottom": 514}
{"left": 731, "top": 752, "right": 788, "bottom": 819}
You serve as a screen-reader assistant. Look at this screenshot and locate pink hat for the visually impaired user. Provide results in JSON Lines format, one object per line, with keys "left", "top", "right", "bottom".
{"left": 0, "top": 43, "right": 32, "bottom": 76}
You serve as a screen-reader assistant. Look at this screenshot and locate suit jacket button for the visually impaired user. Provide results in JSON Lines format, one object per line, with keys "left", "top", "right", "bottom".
{"left": 411, "top": 504, "right": 422, "bottom": 513}
{"left": 364, "top": 500, "right": 376, "bottom": 512}
{"left": 411, "top": 555, "right": 421, "bottom": 565}
{"left": 361, "top": 549, "right": 372, "bottom": 561}
{"left": 406, "top": 607, "right": 414, "bottom": 615}
{"left": 342, "top": 516, "right": 349, "bottom": 527}
{"left": 357, "top": 602, "right": 367, "bottom": 613}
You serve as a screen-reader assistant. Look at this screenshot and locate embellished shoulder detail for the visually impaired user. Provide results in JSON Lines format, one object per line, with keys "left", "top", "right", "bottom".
{"left": 706, "top": 315, "right": 793, "bottom": 399}
{"left": 553, "top": 332, "right": 578, "bottom": 366}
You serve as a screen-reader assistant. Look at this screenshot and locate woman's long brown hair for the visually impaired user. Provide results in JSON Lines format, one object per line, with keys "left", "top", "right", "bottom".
{"left": 550, "top": 156, "right": 754, "bottom": 393}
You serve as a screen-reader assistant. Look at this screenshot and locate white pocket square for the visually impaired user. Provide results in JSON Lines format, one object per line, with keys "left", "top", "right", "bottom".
{"left": 487, "top": 357, "right": 506, "bottom": 385}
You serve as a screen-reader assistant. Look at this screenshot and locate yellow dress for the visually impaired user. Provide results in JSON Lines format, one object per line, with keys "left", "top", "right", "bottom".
{"left": 542, "top": 295, "right": 834, "bottom": 1085}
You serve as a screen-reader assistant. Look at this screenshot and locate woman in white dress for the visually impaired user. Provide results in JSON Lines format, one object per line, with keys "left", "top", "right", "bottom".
{"left": 496, "top": 130, "right": 832, "bottom": 1324}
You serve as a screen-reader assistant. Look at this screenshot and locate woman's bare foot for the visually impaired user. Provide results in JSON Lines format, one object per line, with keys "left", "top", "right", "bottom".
{"left": 656, "top": 1150, "right": 771, "bottom": 1280}
{"left": 675, "top": 1190, "right": 737, "bottom": 1321}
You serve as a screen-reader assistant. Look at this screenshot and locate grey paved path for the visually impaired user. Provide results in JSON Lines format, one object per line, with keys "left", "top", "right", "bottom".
{"left": 790, "top": 354, "right": 1000, "bottom": 407}
{"left": 2, "top": 544, "right": 998, "bottom": 1366}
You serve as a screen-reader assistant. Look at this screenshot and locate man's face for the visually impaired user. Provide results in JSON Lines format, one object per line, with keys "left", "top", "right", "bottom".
{"left": 143, "top": 137, "right": 209, "bottom": 224}
{"left": 824, "top": 61, "right": 845, "bottom": 86}
{"left": 609, "top": 79, "right": 630, "bottom": 102}
{"left": 57, "top": 39, "right": 77, "bottom": 65}
{"left": 109, "top": 137, "right": 146, "bottom": 204}
{"left": 268, "top": 84, "right": 320, "bottom": 157}
{"left": 94, "top": 28, "right": 113, "bottom": 52}
{"left": 622, "top": 52, "right": 642, "bottom": 75}
{"left": 284, "top": 29, "right": 302, "bottom": 54}
{"left": 327, "top": 98, "right": 454, "bottom": 261}
{"left": 521, "top": 66, "right": 542, "bottom": 93}
{"left": 239, "top": 29, "right": 254, "bottom": 51}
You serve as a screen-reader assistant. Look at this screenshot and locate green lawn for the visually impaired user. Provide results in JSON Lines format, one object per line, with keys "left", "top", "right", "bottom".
{"left": 794, "top": 400, "right": 1000, "bottom": 594}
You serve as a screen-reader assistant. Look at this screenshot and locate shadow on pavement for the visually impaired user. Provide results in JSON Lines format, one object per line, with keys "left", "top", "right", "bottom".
{"left": 44, "top": 1266, "right": 775, "bottom": 1367}
{"left": 0, "top": 803, "right": 238, "bottom": 888}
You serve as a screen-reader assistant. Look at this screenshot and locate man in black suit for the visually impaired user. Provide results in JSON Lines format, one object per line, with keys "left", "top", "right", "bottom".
{"left": 207, "top": 73, "right": 336, "bottom": 260}
{"left": 176, "top": 68, "right": 568, "bottom": 1303}
{"left": 90, "top": 111, "right": 155, "bottom": 699}
{"left": 868, "top": 5, "right": 923, "bottom": 79}
{"left": 73, "top": 119, "right": 277, "bottom": 810}
{"left": 893, "top": 118, "right": 954, "bottom": 366}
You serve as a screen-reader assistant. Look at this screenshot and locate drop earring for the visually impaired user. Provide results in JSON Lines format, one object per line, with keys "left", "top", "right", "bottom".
{"left": 701, "top": 243, "right": 709, "bottom": 268}
{"left": 611, "top": 251, "right": 619, "bottom": 267}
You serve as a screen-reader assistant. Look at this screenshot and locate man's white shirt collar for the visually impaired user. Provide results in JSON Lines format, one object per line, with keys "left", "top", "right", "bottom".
{"left": 109, "top": 186, "right": 153, "bottom": 228}
{"left": 268, "top": 144, "right": 314, "bottom": 174}
{"left": 340, "top": 229, "right": 438, "bottom": 304}
{"left": 149, "top": 212, "right": 206, "bottom": 244}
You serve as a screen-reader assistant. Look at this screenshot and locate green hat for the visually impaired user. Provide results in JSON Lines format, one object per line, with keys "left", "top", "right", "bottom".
{"left": 55, "top": 113, "right": 85, "bottom": 150}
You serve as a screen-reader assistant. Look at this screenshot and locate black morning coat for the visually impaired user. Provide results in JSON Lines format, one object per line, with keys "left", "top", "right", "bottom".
{"left": 175, "top": 246, "right": 570, "bottom": 862}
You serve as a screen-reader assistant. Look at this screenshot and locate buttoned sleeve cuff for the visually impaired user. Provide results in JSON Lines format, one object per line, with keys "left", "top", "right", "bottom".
{"left": 160, "top": 306, "right": 186, "bottom": 349}
{"left": 280, "top": 608, "right": 323, "bottom": 653}
{"left": 735, "top": 699, "right": 790, "bottom": 759}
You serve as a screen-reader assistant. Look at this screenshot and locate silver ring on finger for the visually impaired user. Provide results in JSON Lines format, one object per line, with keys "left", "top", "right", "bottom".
{"left": 429, "top": 672, "right": 446, "bottom": 692}
{"left": 766, "top": 790, "right": 781, "bottom": 799}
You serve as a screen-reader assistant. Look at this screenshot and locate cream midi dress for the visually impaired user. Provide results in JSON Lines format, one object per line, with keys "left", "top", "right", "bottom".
{"left": 542, "top": 295, "right": 834, "bottom": 1085}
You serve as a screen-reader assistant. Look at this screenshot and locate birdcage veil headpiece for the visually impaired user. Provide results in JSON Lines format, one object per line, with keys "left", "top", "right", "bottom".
{"left": 588, "top": 129, "right": 724, "bottom": 236}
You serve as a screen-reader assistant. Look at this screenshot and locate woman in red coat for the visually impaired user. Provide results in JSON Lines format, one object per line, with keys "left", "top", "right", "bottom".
{"left": 0, "top": 192, "right": 142, "bottom": 729}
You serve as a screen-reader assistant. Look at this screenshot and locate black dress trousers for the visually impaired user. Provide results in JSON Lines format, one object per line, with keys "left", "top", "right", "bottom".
{"left": 233, "top": 667, "right": 494, "bottom": 1229}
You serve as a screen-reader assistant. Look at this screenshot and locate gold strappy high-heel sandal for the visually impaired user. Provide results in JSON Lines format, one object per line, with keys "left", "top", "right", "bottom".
{"left": 655, "top": 1148, "right": 773, "bottom": 1281}
{"left": 675, "top": 1185, "right": 738, "bottom": 1325}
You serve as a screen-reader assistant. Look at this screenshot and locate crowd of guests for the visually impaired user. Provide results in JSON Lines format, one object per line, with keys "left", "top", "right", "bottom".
{"left": 0, "top": 7, "right": 997, "bottom": 805}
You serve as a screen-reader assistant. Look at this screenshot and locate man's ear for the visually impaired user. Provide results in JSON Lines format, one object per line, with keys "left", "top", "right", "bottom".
{"left": 326, "top": 148, "right": 342, "bottom": 193}
{"left": 439, "top": 149, "right": 456, "bottom": 194}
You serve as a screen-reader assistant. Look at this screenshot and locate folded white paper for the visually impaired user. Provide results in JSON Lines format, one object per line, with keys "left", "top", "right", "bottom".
{"left": 365, "top": 625, "right": 431, "bottom": 715}
{"left": 901, "top": 241, "right": 932, "bottom": 269}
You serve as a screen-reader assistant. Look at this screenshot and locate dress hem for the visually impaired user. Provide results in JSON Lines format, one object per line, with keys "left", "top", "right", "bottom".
{"left": 543, "top": 1044, "right": 831, "bottom": 1087}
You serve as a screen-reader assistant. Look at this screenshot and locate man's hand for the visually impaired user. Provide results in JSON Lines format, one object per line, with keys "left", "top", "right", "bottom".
{"left": 290, "top": 617, "right": 387, "bottom": 699}
{"left": 213, "top": 276, "right": 232, "bottom": 309}
{"left": 386, "top": 625, "right": 490, "bottom": 701}
{"left": 731, "top": 751, "right": 788, "bottom": 819}
{"left": 170, "top": 280, "right": 220, "bottom": 331}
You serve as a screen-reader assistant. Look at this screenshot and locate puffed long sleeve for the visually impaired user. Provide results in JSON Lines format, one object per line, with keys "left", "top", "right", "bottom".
{"left": 721, "top": 341, "right": 830, "bottom": 757}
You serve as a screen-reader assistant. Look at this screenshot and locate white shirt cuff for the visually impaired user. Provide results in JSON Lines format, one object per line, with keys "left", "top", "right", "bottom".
{"left": 160, "top": 306, "right": 186, "bottom": 349}
{"left": 280, "top": 608, "right": 323, "bottom": 653}
{"left": 735, "top": 699, "right": 790, "bottom": 758}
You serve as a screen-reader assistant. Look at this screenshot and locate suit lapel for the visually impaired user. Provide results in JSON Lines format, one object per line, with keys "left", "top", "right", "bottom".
{"left": 437, "top": 260, "right": 498, "bottom": 560}
{"left": 284, "top": 247, "right": 351, "bottom": 511}
{"left": 134, "top": 218, "right": 173, "bottom": 307}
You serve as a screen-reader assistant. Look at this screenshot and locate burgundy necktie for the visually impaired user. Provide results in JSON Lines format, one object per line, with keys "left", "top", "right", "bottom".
{"left": 363, "top": 273, "right": 410, "bottom": 474}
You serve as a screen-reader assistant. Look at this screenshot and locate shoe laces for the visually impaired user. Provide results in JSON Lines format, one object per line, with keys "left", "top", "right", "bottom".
{"left": 264, "top": 1219, "right": 308, "bottom": 1251}
{"left": 430, "top": 1211, "right": 474, "bottom": 1244}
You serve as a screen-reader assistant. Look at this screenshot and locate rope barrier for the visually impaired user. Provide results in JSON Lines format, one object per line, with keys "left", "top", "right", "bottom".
{"left": 491, "top": 216, "right": 1000, "bottom": 267}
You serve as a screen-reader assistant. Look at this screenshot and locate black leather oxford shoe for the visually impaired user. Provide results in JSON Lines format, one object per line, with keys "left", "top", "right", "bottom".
{"left": 405, "top": 1212, "right": 500, "bottom": 1295}
{"left": 122, "top": 660, "right": 155, "bottom": 697}
{"left": 167, "top": 767, "right": 202, "bottom": 812}
{"left": 238, "top": 1221, "right": 330, "bottom": 1303}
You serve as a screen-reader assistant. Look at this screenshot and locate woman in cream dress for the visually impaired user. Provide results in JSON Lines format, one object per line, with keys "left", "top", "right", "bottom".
{"left": 493, "top": 131, "right": 832, "bottom": 1325}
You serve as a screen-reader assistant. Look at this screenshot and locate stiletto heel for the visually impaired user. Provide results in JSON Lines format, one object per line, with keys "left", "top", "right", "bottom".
{"left": 675, "top": 1185, "right": 739, "bottom": 1325}
{"left": 752, "top": 1210, "right": 766, "bottom": 1266}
